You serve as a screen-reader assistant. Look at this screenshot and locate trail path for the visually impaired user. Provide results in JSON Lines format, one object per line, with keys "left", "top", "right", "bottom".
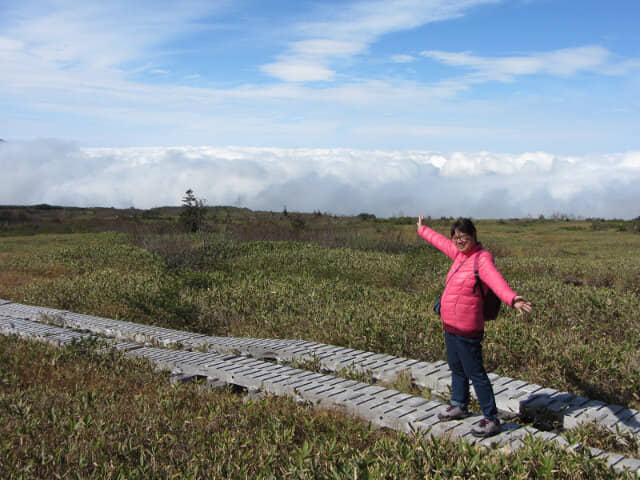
{"left": 1, "top": 299, "right": 639, "bottom": 476}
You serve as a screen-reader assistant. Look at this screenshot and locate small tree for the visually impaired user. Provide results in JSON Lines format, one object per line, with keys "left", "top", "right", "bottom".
{"left": 180, "top": 189, "right": 206, "bottom": 232}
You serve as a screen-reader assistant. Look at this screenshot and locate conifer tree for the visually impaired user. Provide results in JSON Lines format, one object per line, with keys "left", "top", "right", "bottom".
{"left": 180, "top": 189, "right": 206, "bottom": 232}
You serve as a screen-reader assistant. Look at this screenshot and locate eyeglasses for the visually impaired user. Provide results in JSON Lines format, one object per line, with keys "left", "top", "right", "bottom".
{"left": 452, "top": 234, "right": 472, "bottom": 243}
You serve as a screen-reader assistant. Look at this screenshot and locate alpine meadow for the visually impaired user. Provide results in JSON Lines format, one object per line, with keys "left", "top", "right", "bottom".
{"left": 1, "top": 205, "right": 639, "bottom": 478}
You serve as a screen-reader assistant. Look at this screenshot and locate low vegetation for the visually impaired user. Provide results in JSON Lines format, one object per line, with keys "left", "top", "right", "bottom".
{"left": 1, "top": 205, "right": 639, "bottom": 477}
{"left": 0, "top": 336, "right": 626, "bottom": 479}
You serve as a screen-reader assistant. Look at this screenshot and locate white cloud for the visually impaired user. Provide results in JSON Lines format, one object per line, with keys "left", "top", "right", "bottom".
{"left": 0, "top": 36, "right": 23, "bottom": 51}
{"left": 2, "top": 140, "right": 639, "bottom": 219}
{"left": 4, "top": 0, "right": 218, "bottom": 69}
{"left": 392, "top": 54, "right": 416, "bottom": 63}
{"left": 292, "top": 39, "right": 364, "bottom": 57}
{"left": 4, "top": 0, "right": 475, "bottom": 134}
{"left": 420, "top": 45, "right": 636, "bottom": 81}
{"left": 2, "top": 0, "right": 638, "bottom": 154}
{"left": 0, "top": 0, "right": 222, "bottom": 99}
{"left": 621, "top": 151, "right": 640, "bottom": 168}
{"left": 299, "top": 0, "right": 499, "bottom": 39}
{"left": 261, "top": 37, "right": 367, "bottom": 82}
{"left": 260, "top": 0, "right": 499, "bottom": 82}
{"left": 260, "top": 60, "right": 336, "bottom": 83}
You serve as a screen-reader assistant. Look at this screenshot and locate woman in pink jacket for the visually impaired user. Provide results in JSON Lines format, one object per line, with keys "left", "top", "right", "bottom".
{"left": 417, "top": 216, "right": 532, "bottom": 438}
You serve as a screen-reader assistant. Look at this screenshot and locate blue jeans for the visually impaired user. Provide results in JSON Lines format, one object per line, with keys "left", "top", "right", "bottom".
{"left": 444, "top": 331, "right": 498, "bottom": 421}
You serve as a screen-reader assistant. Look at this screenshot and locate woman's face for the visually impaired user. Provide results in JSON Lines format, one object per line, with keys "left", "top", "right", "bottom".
{"left": 452, "top": 228, "right": 475, "bottom": 253}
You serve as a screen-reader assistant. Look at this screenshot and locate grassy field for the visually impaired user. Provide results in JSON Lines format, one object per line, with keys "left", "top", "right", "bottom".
{"left": 1, "top": 205, "right": 639, "bottom": 478}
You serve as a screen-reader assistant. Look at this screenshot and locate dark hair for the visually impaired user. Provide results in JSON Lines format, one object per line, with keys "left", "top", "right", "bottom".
{"left": 450, "top": 217, "right": 477, "bottom": 242}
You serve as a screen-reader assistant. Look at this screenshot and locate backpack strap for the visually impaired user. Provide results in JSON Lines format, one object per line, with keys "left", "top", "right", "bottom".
{"left": 472, "top": 252, "right": 485, "bottom": 297}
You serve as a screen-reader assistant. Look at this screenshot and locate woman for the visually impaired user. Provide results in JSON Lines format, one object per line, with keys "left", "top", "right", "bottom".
{"left": 417, "top": 216, "right": 532, "bottom": 438}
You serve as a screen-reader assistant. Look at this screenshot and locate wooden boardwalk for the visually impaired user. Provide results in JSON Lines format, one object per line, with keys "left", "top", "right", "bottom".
{"left": 1, "top": 299, "right": 639, "bottom": 476}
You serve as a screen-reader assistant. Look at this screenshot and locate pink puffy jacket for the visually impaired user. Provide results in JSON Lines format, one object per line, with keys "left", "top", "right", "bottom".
{"left": 418, "top": 225, "right": 518, "bottom": 338}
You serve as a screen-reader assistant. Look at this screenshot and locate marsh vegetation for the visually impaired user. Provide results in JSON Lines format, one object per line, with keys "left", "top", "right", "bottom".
{"left": 1, "top": 205, "right": 639, "bottom": 478}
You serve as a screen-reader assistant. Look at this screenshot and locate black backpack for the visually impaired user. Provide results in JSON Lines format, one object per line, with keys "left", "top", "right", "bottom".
{"left": 473, "top": 253, "right": 501, "bottom": 321}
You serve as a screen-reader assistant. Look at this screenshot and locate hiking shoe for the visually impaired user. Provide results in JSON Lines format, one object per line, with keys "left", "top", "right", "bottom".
{"left": 471, "top": 418, "right": 501, "bottom": 438}
{"left": 437, "top": 405, "right": 469, "bottom": 421}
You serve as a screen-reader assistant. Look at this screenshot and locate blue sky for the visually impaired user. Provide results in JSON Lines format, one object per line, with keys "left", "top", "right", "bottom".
{"left": 1, "top": 0, "right": 639, "bottom": 217}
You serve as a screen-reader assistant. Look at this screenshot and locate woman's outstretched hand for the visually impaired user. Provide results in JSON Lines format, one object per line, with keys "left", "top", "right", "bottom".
{"left": 417, "top": 215, "right": 424, "bottom": 228}
{"left": 513, "top": 296, "right": 532, "bottom": 316}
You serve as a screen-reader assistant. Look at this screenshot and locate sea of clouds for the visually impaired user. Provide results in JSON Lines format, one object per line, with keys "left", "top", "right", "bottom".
{"left": 2, "top": 139, "right": 639, "bottom": 219}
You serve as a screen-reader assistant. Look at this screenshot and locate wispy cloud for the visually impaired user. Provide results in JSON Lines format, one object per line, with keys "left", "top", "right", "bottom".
{"left": 391, "top": 54, "right": 416, "bottom": 63}
{"left": 3, "top": 0, "right": 218, "bottom": 70}
{"left": 0, "top": 0, "right": 223, "bottom": 102}
{"left": 260, "top": 61, "right": 337, "bottom": 83}
{"left": 2, "top": 140, "right": 639, "bottom": 219}
{"left": 421, "top": 45, "right": 638, "bottom": 81}
{"left": 1, "top": 0, "right": 638, "bottom": 154}
{"left": 5, "top": 1, "right": 472, "bottom": 130}
{"left": 260, "top": 0, "right": 500, "bottom": 82}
